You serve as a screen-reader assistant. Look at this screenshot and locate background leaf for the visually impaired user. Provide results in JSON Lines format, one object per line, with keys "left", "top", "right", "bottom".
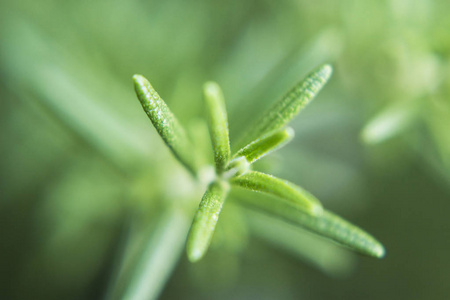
{"left": 119, "top": 208, "right": 190, "bottom": 300}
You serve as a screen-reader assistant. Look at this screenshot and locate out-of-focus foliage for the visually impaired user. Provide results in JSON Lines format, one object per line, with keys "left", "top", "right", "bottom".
{"left": 1, "top": 0, "right": 450, "bottom": 299}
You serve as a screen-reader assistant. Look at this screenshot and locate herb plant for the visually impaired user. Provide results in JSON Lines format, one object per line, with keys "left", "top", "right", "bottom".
{"left": 132, "top": 64, "right": 385, "bottom": 265}
{"left": 3, "top": 1, "right": 450, "bottom": 299}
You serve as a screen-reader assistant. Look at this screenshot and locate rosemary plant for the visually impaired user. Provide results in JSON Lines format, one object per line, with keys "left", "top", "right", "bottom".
{"left": 133, "top": 64, "right": 385, "bottom": 264}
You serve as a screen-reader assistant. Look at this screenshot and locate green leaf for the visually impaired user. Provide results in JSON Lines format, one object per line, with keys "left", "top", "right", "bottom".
{"left": 233, "top": 127, "right": 294, "bottom": 164}
{"left": 361, "top": 99, "right": 420, "bottom": 145}
{"left": 203, "top": 81, "right": 231, "bottom": 173}
{"left": 231, "top": 171, "right": 323, "bottom": 216}
{"left": 133, "top": 74, "right": 198, "bottom": 175}
{"left": 245, "top": 209, "right": 355, "bottom": 277}
{"left": 186, "top": 180, "right": 230, "bottom": 262}
{"left": 121, "top": 207, "right": 190, "bottom": 300}
{"left": 234, "top": 191, "right": 385, "bottom": 258}
{"left": 6, "top": 61, "right": 151, "bottom": 172}
{"left": 240, "top": 64, "right": 332, "bottom": 146}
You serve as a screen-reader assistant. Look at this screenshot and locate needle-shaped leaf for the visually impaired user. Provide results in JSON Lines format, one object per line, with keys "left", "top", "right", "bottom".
{"left": 121, "top": 208, "right": 190, "bottom": 300}
{"left": 133, "top": 74, "right": 198, "bottom": 175}
{"left": 245, "top": 209, "right": 355, "bottom": 276}
{"left": 186, "top": 180, "right": 230, "bottom": 262}
{"left": 203, "top": 81, "right": 231, "bottom": 173}
{"left": 361, "top": 99, "right": 420, "bottom": 145}
{"left": 240, "top": 64, "right": 332, "bottom": 147}
{"left": 231, "top": 171, "right": 323, "bottom": 216}
{"left": 1, "top": 22, "right": 154, "bottom": 171}
{"left": 233, "top": 127, "right": 294, "bottom": 164}
{"left": 234, "top": 191, "right": 385, "bottom": 258}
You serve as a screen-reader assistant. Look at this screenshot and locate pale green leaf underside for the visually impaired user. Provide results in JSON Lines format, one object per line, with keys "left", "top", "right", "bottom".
{"left": 240, "top": 64, "right": 332, "bottom": 147}
{"left": 203, "top": 81, "right": 231, "bottom": 173}
{"left": 231, "top": 171, "right": 323, "bottom": 216}
{"left": 133, "top": 75, "right": 199, "bottom": 175}
{"left": 234, "top": 127, "right": 294, "bottom": 164}
{"left": 186, "top": 180, "right": 230, "bottom": 262}
{"left": 234, "top": 191, "right": 385, "bottom": 258}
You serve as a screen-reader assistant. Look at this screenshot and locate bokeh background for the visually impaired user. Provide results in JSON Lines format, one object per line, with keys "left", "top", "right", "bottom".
{"left": 1, "top": 0, "right": 450, "bottom": 299}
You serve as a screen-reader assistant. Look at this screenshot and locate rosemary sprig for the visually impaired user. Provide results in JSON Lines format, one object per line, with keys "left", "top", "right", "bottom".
{"left": 132, "top": 64, "right": 385, "bottom": 264}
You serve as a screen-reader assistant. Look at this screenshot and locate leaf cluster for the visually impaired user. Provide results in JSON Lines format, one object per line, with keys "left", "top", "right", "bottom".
{"left": 133, "top": 64, "right": 385, "bottom": 263}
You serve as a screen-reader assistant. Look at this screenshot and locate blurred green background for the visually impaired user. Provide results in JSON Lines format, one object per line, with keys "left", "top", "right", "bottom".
{"left": 1, "top": 0, "right": 450, "bottom": 299}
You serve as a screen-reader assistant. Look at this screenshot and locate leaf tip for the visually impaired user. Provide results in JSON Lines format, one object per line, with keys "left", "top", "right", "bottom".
{"left": 315, "top": 64, "right": 333, "bottom": 85}
{"left": 186, "top": 246, "right": 204, "bottom": 263}
{"left": 373, "top": 243, "right": 386, "bottom": 259}
{"left": 360, "top": 126, "right": 376, "bottom": 145}
{"left": 132, "top": 74, "right": 146, "bottom": 86}
{"left": 186, "top": 227, "right": 208, "bottom": 263}
{"left": 132, "top": 74, "right": 152, "bottom": 104}
{"left": 321, "top": 64, "right": 333, "bottom": 78}
{"left": 285, "top": 127, "right": 295, "bottom": 140}
{"left": 203, "top": 81, "right": 221, "bottom": 98}
{"left": 310, "top": 202, "right": 324, "bottom": 216}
